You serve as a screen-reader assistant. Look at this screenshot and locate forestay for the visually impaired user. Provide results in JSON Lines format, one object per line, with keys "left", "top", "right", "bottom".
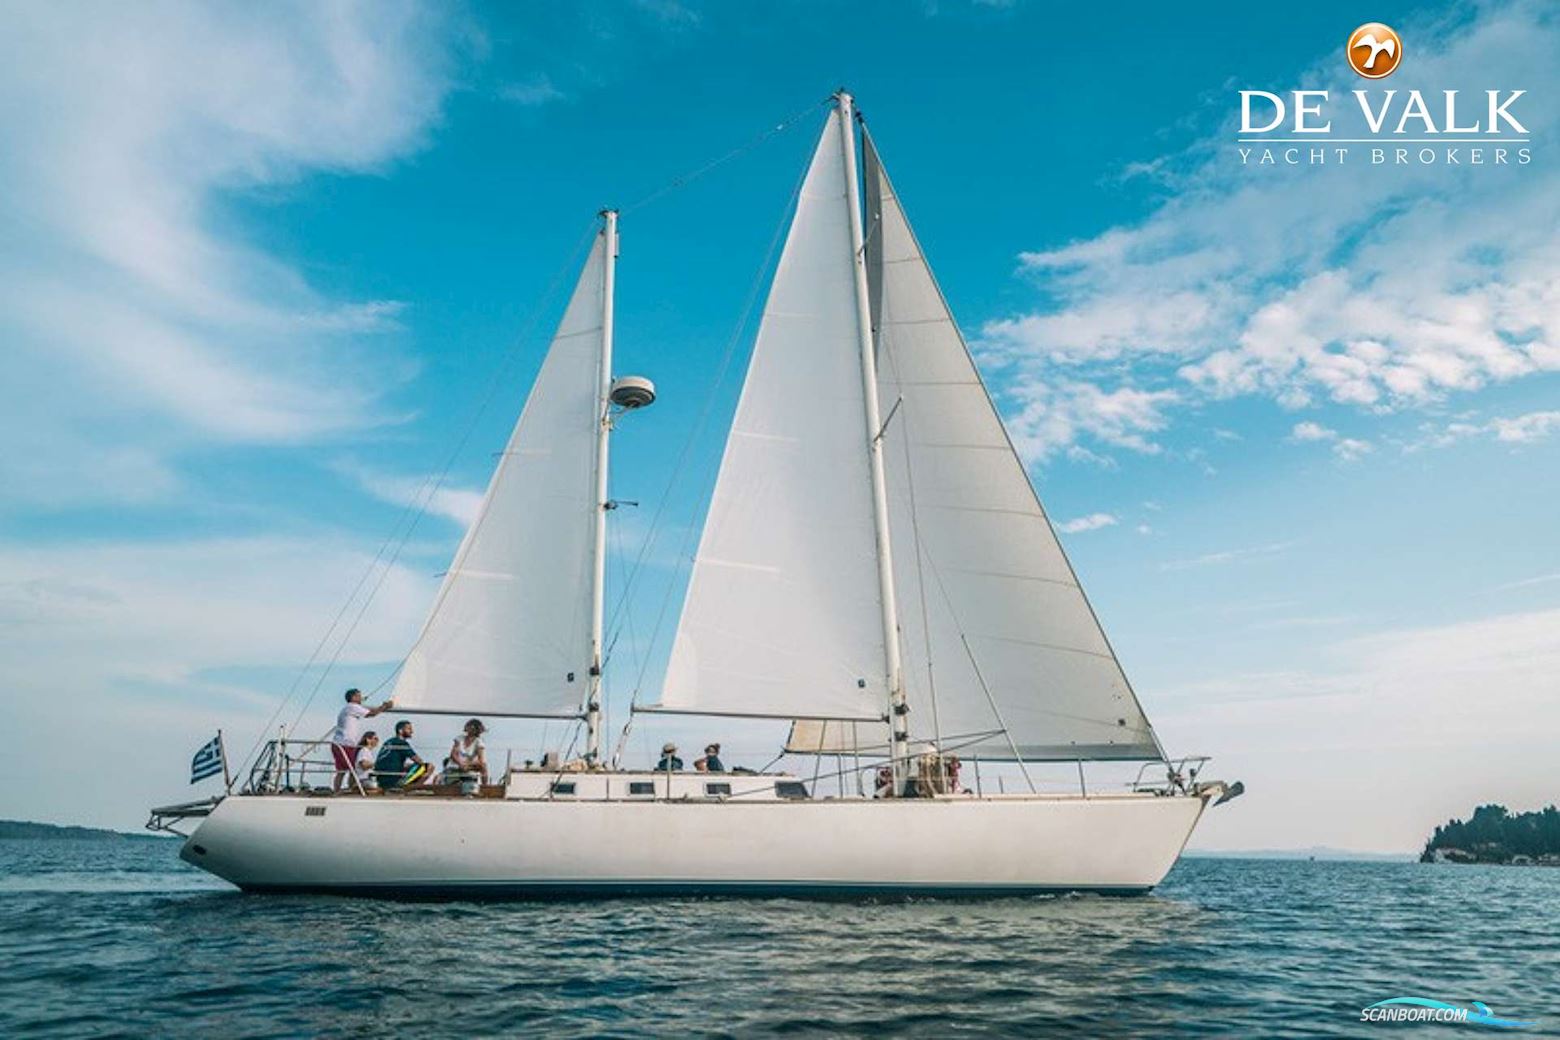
{"left": 787, "top": 130, "right": 1162, "bottom": 760}
{"left": 391, "top": 234, "right": 607, "bottom": 717}
{"left": 651, "top": 110, "right": 888, "bottom": 722}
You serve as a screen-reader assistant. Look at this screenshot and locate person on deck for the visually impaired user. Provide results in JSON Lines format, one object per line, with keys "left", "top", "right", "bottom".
{"left": 331, "top": 688, "right": 393, "bottom": 793}
{"left": 445, "top": 718, "right": 488, "bottom": 783}
{"left": 694, "top": 743, "right": 724, "bottom": 773}
{"left": 657, "top": 743, "right": 683, "bottom": 772}
{"left": 354, "top": 732, "right": 381, "bottom": 791}
{"left": 375, "top": 720, "right": 433, "bottom": 789}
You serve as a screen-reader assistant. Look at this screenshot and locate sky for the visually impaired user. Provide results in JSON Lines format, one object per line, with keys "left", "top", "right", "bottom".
{"left": 0, "top": 0, "right": 1555, "bottom": 852}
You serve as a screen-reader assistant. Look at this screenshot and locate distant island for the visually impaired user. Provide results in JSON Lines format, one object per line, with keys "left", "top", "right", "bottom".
{"left": 0, "top": 819, "right": 169, "bottom": 841}
{"left": 1421, "top": 804, "right": 1560, "bottom": 865}
{"left": 1185, "top": 846, "right": 1412, "bottom": 862}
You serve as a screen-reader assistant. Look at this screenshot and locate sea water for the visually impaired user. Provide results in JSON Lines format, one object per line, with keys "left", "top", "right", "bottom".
{"left": 0, "top": 839, "right": 1555, "bottom": 1037}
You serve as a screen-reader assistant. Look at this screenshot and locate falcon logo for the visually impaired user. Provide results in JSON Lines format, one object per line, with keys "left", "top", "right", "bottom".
{"left": 1348, "top": 23, "right": 1402, "bottom": 79}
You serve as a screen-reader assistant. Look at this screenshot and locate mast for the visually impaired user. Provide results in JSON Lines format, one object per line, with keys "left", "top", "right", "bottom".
{"left": 585, "top": 208, "right": 618, "bottom": 764}
{"left": 835, "top": 91, "right": 910, "bottom": 790}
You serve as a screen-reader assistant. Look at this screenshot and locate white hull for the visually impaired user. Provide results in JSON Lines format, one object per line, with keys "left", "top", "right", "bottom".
{"left": 181, "top": 790, "right": 1210, "bottom": 898}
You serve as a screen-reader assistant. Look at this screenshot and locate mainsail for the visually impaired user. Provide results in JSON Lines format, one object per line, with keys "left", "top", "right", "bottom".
{"left": 787, "top": 129, "right": 1162, "bottom": 760}
{"left": 651, "top": 108, "right": 888, "bottom": 722}
{"left": 390, "top": 233, "right": 608, "bottom": 717}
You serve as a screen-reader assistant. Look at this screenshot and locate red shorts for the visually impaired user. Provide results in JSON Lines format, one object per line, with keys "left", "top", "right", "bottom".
{"left": 332, "top": 743, "right": 356, "bottom": 770}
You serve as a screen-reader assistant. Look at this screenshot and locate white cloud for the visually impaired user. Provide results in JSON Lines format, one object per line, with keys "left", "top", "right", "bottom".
{"left": 632, "top": 0, "right": 703, "bottom": 26}
{"left": 1056, "top": 512, "right": 1118, "bottom": 534}
{"left": 1332, "top": 437, "right": 1374, "bottom": 462}
{"left": 998, "top": 378, "right": 1179, "bottom": 462}
{"left": 1159, "top": 606, "right": 1560, "bottom": 851}
{"left": 0, "top": 4, "right": 466, "bottom": 829}
{"left": 337, "top": 461, "right": 484, "bottom": 528}
{"left": 499, "top": 75, "right": 566, "bottom": 106}
{"left": 1493, "top": 571, "right": 1560, "bottom": 592}
{"left": 1285, "top": 420, "right": 1372, "bottom": 460}
{"left": 1161, "top": 539, "right": 1298, "bottom": 571}
{"left": 1407, "top": 408, "right": 1560, "bottom": 451}
{"left": 0, "top": 2, "right": 456, "bottom": 503}
{"left": 1289, "top": 421, "right": 1335, "bottom": 442}
{"left": 1490, "top": 410, "right": 1560, "bottom": 443}
{"left": 1246, "top": 614, "right": 1358, "bottom": 632}
{"left": 0, "top": 536, "right": 436, "bottom": 827}
{"left": 981, "top": 289, "right": 1216, "bottom": 365}
{"left": 979, "top": 0, "right": 1559, "bottom": 459}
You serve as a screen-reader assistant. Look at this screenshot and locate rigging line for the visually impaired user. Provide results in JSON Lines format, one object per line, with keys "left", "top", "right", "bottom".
{"left": 602, "top": 517, "right": 641, "bottom": 747}
{"left": 600, "top": 514, "right": 635, "bottom": 670}
{"left": 613, "top": 124, "right": 821, "bottom": 706}
{"left": 280, "top": 220, "right": 603, "bottom": 736}
{"left": 287, "top": 492, "right": 434, "bottom": 734}
{"left": 619, "top": 97, "right": 831, "bottom": 217}
{"left": 959, "top": 633, "right": 1036, "bottom": 794}
{"left": 231, "top": 470, "right": 439, "bottom": 785}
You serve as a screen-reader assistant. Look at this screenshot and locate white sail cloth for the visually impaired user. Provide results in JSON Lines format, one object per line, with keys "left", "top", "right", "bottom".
{"left": 788, "top": 130, "right": 1161, "bottom": 760}
{"left": 390, "top": 234, "right": 607, "bottom": 717}
{"left": 651, "top": 108, "right": 888, "bottom": 722}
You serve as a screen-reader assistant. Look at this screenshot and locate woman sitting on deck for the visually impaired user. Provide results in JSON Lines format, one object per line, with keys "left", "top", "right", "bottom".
{"left": 444, "top": 718, "right": 488, "bottom": 783}
{"left": 353, "top": 731, "right": 380, "bottom": 791}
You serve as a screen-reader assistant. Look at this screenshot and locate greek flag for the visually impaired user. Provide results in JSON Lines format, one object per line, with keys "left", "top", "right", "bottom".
{"left": 191, "top": 734, "right": 225, "bottom": 784}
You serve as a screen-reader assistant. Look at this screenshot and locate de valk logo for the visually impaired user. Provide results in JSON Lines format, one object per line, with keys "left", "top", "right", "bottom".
{"left": 1236, "top": 22, "right": 1531, "bottom": 167}
{"left": 1347, "top": 23, "right": 1402, "bottom": 79}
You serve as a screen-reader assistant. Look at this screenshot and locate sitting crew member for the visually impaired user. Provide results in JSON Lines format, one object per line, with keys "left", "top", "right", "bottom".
{"left": 354, "top": 731, "right": 381, "bottom": 790}
{"left": 694, "top": 743, "right": 724, "bottom": 773}
{"left": 875, "top": 764, "right": 895, "bottom": 799}
{"left": 375, "top": 720, "right": 433, "bottom": 789}
{"left": 445, "top": 718, "right": 488, "bottom": 783}
{"left": 331, "top": 687, "right": 393, "bottom": 793}
{"left": 657, "top": 742, "right": 683, "bottom": 772}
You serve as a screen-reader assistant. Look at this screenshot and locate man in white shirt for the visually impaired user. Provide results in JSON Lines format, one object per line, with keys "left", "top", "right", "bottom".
{"left": 332, "top": 688, "right": 393, "bottom": 792}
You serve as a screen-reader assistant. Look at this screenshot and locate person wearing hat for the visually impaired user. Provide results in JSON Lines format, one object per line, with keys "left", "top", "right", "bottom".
{"left": 694, "top": 743, "right": 724, "bottom": 773}
{"left": 657, "top": 742, "right": 683, "bottom": 772}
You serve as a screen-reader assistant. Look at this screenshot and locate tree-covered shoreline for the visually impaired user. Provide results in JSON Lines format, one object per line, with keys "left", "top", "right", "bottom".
{"left": 1421, "top": 804, "right": 1560, "bottom": 864}
{"left": 0, "top": 819, "right": 167, "bottom": 841}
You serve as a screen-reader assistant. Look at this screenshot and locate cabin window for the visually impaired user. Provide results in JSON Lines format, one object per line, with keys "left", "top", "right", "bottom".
{"left": 628, "top": 782, "right": 655, "bottom": 796}
{"left": 304, "top": 806, "right": 327, "bottom": 817}
{"left": 774, "top": 781, "right": 809, "bottom": 800}
{"left": 704, "top": 782, "right": 732, "bottom": 797}
{"left": 550, "top": 781, "right": 577, "bottom": 796}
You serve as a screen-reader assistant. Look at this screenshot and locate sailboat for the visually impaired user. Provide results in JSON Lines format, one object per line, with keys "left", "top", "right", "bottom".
{"left": 152, "top": 93, "right": 1238, "bottom": 897}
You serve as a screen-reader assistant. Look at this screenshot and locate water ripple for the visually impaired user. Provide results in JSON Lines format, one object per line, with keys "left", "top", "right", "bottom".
{"left": 0, "top": 842, "right": 1557, "bottom": 1037}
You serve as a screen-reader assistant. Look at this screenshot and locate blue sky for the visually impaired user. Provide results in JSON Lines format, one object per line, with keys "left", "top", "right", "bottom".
{"left": 1, "top": 0, "right": 1555, "bottom": 850}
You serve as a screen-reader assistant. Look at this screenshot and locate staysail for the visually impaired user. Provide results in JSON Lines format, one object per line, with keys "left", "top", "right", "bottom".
{"left": 788, "top": 129, "right": 1162, "bottom": 760}
{"left": 390, "top": 233, "right": 608, "bottom": 717}
{"left": 650, "top": 109, "right": 888, "bottom": 722}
